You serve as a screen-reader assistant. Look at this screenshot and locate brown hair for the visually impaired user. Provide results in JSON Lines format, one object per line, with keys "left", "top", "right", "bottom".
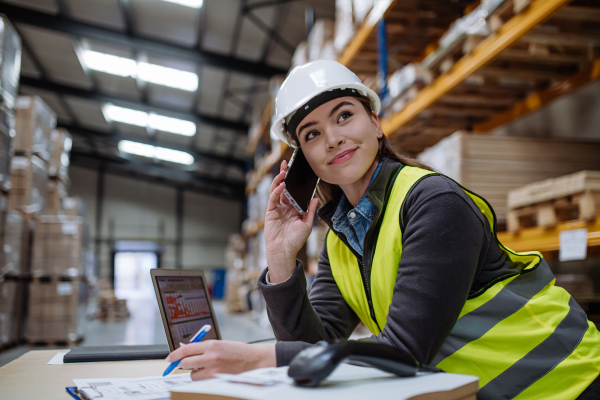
{"left": 293, "top": 96, "right": 433, "bottom": 206}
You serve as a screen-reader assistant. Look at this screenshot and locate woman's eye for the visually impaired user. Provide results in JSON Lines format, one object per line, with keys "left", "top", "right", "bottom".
{"left": 305, "top": 130, "right": 320, "bottom": 141}
{"left": 338, "top": 111, "right": 353, "bottom": 122}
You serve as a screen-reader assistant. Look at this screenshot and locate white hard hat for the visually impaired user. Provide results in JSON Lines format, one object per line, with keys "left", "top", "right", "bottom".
{"left": 271, "top": 60, "right": 381, "bottom": 148}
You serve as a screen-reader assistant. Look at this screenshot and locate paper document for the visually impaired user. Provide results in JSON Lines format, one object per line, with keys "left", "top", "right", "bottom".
{"left": 214, "top": 367, "right": 293, "bottom": 386}
{"left": 47, "top": 352, "right": 67, "bottom": 365}
{"left": 73, "top": 373, "right": 192, "bottom": 400}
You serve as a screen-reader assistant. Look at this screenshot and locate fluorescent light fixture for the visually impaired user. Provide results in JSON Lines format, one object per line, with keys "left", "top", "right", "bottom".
{"left": 148, "top": 114, "right": 196, "bottom": 136}
{"left": 103, "top": 105, "right": 148, "bottom": 127}
{"left": 82, "top": 50, "right": 198, "bottom": 92}
{"left": 82, "top": 51, "right": 137, "bottom": 77}
{"left": 162, "top": 0, "right": 203, "bottom": 8}
{"left": 103, "top": 105, "right": 196, "bottom": 136}
{"left": 118, "top": 140, "right": 195, "bottom": 165}
{"left": 138, "top": 62, "right": 198, "bottom": 91}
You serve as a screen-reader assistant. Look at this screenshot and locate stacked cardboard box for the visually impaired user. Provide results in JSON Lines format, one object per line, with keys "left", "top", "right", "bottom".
{"left": 13, "top": 96, "right": 55, "bottom": 161}
{"left": 417, "top": 131, "right": 600, "bottom": 222}
{"left": 27, "top": 279, "right": 82, "bottom": 343}
{"left": 46, "top": 128, "right": 72, "bottom": 215}
{"left": 62, "top": 197, "right": 84, "bottom": 217}
{"left": 0, "top": 279, "right": 25, "bottom": 348}
{"left": 31, "top": 215, "right": 84, "bottom": 277}
{"left": 8, "top": 154, "right": 48, "bottom": 213}
{"left": 46, "top": 179, "right": 68, "bottom": 215}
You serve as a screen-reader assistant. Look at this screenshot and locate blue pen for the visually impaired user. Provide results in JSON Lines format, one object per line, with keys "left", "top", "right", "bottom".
{"left": 163, "top": 325, "right": 212, "bottom": 376}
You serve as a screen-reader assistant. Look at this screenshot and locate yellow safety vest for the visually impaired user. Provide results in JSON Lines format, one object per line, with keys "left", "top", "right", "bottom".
{"left": 327, "top": 165, "right": 600, "bottom": 399}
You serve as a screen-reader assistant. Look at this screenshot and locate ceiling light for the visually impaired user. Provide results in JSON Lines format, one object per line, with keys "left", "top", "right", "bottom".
{"left": 82, "top": 50, "right": 198, "bottom": 91}
{"left": 103, "top": 105, "right": 196, "bottom": 136}
{"left": 118, "top": 140, "right": 195, "bottom": 165}
{"left": 82, "top": 51, "right": 137, "bottom": 77}
{"left": 138, "top": 62, "right": 198, "bottom": 92}
{"left": 162, "top": 0, "right": 204, "bottom": 8}
{"left": 148, "top": 114, "right": 196, "bottom": 136}
{"left": 103, "top": 105, "right": 148, "bottom": 127}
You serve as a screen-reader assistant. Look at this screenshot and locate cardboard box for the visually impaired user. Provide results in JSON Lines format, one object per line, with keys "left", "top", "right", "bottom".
{"left": 417, "top": 132, "right": 600, "bottom": 221}
{"left": 48, "top": 128, "right": 71, "bottom": 182}
{"left": 31, "top": 215, "right": 83, "bottom": 277}
{"left": 0, "top": 15, "right": 21, "bottom": 110}
{"left": 13, "top": 96, "right": 56, "bottom": 160}
{"left": 27, "top": 279, "right": 82, "bottom": 342}
{"left": 46, "top": 179, "right": 68, "bottom": 215}
{"left": 0, "top": 105, "right": 13, "bottom": 191}
{"left": 8, "top": 154, "right": 48, "bottom": 214}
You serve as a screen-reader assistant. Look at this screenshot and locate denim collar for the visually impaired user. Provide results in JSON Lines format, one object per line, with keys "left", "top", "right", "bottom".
{"left": 331, "top": 159, "right": 383, "bottom": 229}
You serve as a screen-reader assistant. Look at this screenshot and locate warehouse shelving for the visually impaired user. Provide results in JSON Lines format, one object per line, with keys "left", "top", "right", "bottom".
{"left": 498, "top": 217, "right": 600, "bottom": 254}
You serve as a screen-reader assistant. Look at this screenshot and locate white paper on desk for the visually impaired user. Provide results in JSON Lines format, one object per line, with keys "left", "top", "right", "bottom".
{"left": 172, "top": 364, "right": 479, "bottom": 400}
{"left": 73, "top": 373, "right": 192, "bottom": 400}
{"left": 214, "top": 367, "right": 293, "bottom": 386}
{"left": 47, "top": 352, "right": 67, "bottom": 365}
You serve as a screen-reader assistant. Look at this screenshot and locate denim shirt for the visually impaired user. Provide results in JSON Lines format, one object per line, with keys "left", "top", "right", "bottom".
{"left": 331, "top": 160, "right": 383, "bottom": 256}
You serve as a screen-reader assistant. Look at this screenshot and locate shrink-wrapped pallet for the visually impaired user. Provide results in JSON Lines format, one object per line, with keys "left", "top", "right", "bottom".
{"left": 307, "top": 19, "right": 335, "bottom": 61}
{"left": 31, "top": 215, "right": 84, "bottom": 277}
{"left": 0, "top": 279, "right": 25, "bottom": 347}
{"left": 27, "top": 279, "right": 83, "bottom": 343}
{"left": 417, "top": 132, "right": 600, "bottom": 221}
{"left": 1, "top": 211, "right": 26, "bottom": 276}
{"left": 46, "top": 179, "right": 69, "bottom": 215}
{"left": 49, "top": 128, "right": 72, "bottom": 182}
{"left": 0, "top": 15, "right": 21, "bottom": 110}
{"left": 62, "top": 197, "right": 84, "bottom": 217}
{"left": 8, "top": 154, "right": 48, "bottom": 214}
{"left": 0, "top": 105, "right": 13, "bottom": 192}
{"left": 13, "top": 96, "right": 56, "bottom": 161}
{"left": 334, "top": 0, "right": 355, "bottom": 54}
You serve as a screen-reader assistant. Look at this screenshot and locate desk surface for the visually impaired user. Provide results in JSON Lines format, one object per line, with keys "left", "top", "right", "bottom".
{"left": 0, "top": 350, "right": 182, "bottom": 400}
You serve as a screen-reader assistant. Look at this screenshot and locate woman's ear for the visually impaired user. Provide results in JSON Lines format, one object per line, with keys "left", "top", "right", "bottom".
{"left": 370, "top": 110, "right": 383, "bottom": 138}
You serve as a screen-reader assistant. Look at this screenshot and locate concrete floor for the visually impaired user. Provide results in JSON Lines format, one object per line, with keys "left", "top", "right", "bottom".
{"left": 0, "top": 299, "right": 274, "bottom": 367}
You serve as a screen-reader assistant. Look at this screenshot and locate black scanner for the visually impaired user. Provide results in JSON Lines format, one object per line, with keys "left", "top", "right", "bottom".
{"left": 287, "top": 340, "right": 442, "bottom": 387}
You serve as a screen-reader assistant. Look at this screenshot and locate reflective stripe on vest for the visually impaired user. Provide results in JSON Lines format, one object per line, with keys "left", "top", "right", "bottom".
{"left": 327, "top": 166, "right": 600, "bottom": 399}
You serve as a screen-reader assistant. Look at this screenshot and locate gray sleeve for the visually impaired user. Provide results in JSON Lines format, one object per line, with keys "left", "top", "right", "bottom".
{"left": 372, "top": 177, "right": 489, "bottom": 365}
{"left": 258, "top": 241, "right": 360, "bottom": 366}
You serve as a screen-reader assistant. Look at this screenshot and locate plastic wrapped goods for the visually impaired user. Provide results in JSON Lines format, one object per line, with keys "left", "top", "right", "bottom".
{"left": 0, "top": 16, "right": 22, "bottom": 110}
{"left": 334, "top": 0, "right": 355, "bottom": 54}
{"left": 1, "top": 211, "right": 26, "bottom": 276}
{"left": 13, "top": 96, "right": 56, "bottom": 161}
{"left": 31, "top": 215, "right": 84, "bottom": 277}
{"left": 8, "top": 155, "right": 48, "bottom": 214}
{"left": 387, "top": 64, "right": 433, "bottom": 99}
{"left": 28, "top": 279, "right": 84, "bottom": 343}
{"left": 353, "top": 0, "right": 374, "bottom": 23}
{"left": 49, "top": 128, "right": 72, "bottom": 182}
{"left": 0, "top": 104, "right": 14, "bottom": 191}
{"left": 0, "top": 280, "right": 25, "bottom": 346}
{"left": 307, "top": 19, "right": 335, "bottom": 61}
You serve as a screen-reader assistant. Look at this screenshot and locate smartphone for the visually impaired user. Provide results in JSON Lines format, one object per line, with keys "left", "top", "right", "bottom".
{"left": 283, "top": 149, "right": 320, "bottom": 214}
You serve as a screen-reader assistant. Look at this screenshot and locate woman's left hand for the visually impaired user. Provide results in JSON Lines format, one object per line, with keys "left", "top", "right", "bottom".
{"left": 166, "top": 340, "right": 276, "bottom": 380}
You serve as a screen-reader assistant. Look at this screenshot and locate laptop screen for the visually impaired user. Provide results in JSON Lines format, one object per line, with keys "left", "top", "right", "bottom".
{"left": 155, "top": 275, "right": 219, "bottom": 349}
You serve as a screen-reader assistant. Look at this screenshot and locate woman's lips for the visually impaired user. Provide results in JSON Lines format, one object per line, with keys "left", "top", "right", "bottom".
{"left": 329, "top": 148, "right": 357, "bottom": 165}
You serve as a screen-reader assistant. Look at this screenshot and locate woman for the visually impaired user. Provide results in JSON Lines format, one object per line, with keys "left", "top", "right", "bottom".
{"left": 167, "top": 60, "right": 600, "bottom": 399}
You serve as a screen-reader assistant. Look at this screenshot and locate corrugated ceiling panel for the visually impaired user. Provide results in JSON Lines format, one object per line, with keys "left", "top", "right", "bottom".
{"left": 16, "top": 24, "right": 92, "bottom": 89}
{"left": 201, "top": 0, "right": 240, "bottom": 55}
{"left": 234, "top": 11, "right": 273, "bottom": 62}
{"left": 63, "top": 96, "right": 110, "bottom": 131}
{"left": 19, "top": 49, "right": 41, "bottom": 78}
{"left": 197, "top": 66, "right": 225, "bottom": 117}
{"left": 3, "top": 0, "right": 57, "bottom": 13}
{"left": 63, "top": 0, "right": 125, "bottom": 31}
{"left": 194, "top": 124, "right": 216, "bottom": 151}
{"left": 129, "top": 0, "right": 199, "bottom": 47}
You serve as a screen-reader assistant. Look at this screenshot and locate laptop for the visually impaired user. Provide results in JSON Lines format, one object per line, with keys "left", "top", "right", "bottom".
{"left": 151, "top": 269, "right": 222, "bottom": 352}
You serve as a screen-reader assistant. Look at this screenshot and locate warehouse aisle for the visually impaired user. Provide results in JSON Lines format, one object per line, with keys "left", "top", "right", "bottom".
{"left": 0, "top": 299, "right": 274, "bottom": 368}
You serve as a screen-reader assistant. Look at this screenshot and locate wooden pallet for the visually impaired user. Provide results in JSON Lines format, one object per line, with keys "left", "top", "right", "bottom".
{"left": 507, "top": 171, "right": 600, "bottom": 232}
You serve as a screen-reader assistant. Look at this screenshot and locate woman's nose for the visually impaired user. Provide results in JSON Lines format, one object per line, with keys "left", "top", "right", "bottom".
{"left": 325, "top": 129, "right": 345, "bottom": 148}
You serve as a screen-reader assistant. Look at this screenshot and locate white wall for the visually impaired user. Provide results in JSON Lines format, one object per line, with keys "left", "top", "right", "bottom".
{"left": 69, "top": 166, "right": 243, "bottom": 279}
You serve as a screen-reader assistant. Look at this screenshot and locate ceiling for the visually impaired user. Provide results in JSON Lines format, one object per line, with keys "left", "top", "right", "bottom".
{"left": 1, "top": 0, "right": 335, "bottom": 199}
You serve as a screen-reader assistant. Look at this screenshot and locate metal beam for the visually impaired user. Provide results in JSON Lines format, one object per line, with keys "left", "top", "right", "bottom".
{"left": 19, "top": 76, "right": 249, "bottom": 132}
{"left": 2, "top": 2, "right": 287, "bottom": 79}
{"left": 62, "top": 122, "right": 245, "bottom": 168}
{"left": 70, "top": 149, "right": 245, "bottom": 200}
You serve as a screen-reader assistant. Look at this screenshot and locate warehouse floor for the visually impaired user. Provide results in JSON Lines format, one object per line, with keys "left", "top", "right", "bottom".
{"left": 0, "top": 299, "right": 274, "bottom": 368}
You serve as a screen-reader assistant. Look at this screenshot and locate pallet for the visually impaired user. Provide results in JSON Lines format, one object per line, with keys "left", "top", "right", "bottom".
{"left": 12, "top": 148, "right": 50, "bottom": 163}
{"left": 507, "top": 171, "right": 600, "bottom": 232}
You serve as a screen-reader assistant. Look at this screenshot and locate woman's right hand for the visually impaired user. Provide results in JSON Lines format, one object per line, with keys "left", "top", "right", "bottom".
{"left": 264, "top": 160, "right": 319, "bottom": 284}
